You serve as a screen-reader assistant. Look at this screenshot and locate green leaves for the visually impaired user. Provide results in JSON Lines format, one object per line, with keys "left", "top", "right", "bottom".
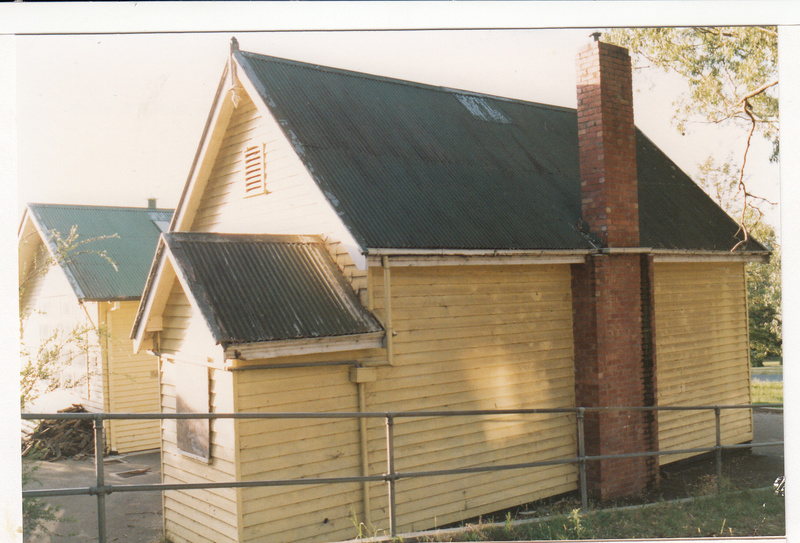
{"left": 19, "top": 226, "right": 119, "bottom": 409}
{"left": 607, "top": 27, "right": 778, "bottom": 159}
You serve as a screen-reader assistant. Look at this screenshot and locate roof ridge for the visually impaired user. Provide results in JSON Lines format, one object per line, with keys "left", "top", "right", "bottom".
{"left": 165, "top": 232, "right": 322, "bottom": 244}
{"left": 238, "top": 50, "right": 574, "bottom": 115}
{"left": 28, "top": 203, "right": 174, "bottom": 213}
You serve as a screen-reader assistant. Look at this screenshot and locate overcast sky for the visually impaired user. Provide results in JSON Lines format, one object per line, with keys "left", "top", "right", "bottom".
{"left": 10, "top": 24, "right": 782, "bottom": 233}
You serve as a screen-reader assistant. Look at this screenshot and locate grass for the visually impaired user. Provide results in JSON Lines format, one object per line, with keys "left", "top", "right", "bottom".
{"left": 405, "top": 488, "right": 784, "bottom": 541}
{"left": 751, "top": 381, "right": 783, "bottom": 404}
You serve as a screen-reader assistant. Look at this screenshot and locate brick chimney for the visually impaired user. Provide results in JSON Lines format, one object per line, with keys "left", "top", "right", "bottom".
{"left": 576, "top": 37, "right": 639, "bottom": 248}
{"left": 571, "top": 36, "right": 659, "bottom": 500}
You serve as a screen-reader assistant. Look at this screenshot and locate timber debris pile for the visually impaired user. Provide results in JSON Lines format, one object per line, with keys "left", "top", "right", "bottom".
{"left": 21, "top": 404, "right": 94, "bottom": 460}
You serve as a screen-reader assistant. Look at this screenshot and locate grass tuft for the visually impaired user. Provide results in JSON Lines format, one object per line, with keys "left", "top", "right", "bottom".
{"left": 408, "top": 488, "right": 784, "bottom": 541}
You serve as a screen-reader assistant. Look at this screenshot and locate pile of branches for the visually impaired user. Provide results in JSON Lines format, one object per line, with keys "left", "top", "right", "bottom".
{"left": 22, "top": 405, "right": 95, "bottom": 460}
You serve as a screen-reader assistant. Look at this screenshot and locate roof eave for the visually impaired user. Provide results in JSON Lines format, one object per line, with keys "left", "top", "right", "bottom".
{"left": 81, "top": 296, "right": 141, "bottom": 303}
{"left": 170, "top": 60, "right": 235, "bottom": 233}
{"left": 131, "top": 236, "right": 170, "bottom": 350}
{"left": 364, "top": 247, "right": 770, "bottom": 266}
{"left": 223, "top": 331, "right": 386, "bottom": 361}
{"left": 365, "top": 248, "right": 592, "bottom": 267}
{"left": 650, "top": 249, "right": 770, "bottom": 263}
{"left": 19, "top": 205, "right": 87, "bottom": 300}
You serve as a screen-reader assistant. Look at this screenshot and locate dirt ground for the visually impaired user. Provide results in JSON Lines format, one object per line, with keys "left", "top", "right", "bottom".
{"left": 22, "top": 409, "right": 784, "bottom": 542}
{"left": 656, "top": 408, "right": 784, "bottom": 501}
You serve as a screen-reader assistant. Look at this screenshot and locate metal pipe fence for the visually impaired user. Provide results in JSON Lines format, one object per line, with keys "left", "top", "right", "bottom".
{"left": 22, "top": 404, "right": 782, "bottom": 542}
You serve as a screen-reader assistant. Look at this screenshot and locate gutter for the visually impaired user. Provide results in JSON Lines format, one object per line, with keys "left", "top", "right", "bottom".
{"left": 366, "top": 248, "right": 593, "bottom": 257}
{"left": 364, "top": 247, "right": 768, "bottom": 265}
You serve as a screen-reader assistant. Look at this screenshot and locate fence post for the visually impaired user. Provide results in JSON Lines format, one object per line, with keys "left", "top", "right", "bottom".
{"left": 577, "top": 407, "right": 588, "bottom": 511}
{"left": 93, "top": 415, "right": 107, "bottom": 543}
{"left": 714, "top": 407, "right": 722, "bottom": 492}
{"left": 385, "top": 414, "right": 397, "bottom": 537}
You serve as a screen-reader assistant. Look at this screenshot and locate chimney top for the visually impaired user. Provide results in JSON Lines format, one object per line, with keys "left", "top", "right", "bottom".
{"left": 576, "top": 39, "right": 639, "bottom": 248}
{"left": 591, "top": 31, "right": 602, "bottom": 42}
{"left": 231, "top": 36, "right": 239, "bottom": 54}
{"left": 147, "top": 198, "right": 157, "bottom": 210}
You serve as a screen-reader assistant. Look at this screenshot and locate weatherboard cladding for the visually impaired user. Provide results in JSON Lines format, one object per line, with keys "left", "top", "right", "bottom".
{"left": 28, "top": 204, "right": 173, "bottom": 301}
{"left": 236, "top": 51, "right": 765, "bottom": 253}
{"left": 164, "top": 233, "right": 383, "bottom": 344}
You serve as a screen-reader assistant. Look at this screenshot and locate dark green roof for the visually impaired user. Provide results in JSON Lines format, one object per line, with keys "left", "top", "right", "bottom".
{"left": 236, "top": 50, "right": 765, "bottom": 253}
{"left": 27, "top": 204, "right": 173, "bottom": 301}
{"left": 163, "top": 233, "right": 383, "bottom": 344}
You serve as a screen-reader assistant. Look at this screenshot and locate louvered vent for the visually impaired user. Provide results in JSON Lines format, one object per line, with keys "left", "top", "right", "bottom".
{"left": 243, "top": 144, "right": 267, "bottom": 197}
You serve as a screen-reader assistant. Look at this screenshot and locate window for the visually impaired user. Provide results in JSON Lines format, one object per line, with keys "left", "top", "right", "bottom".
{"left": 243, "top": 144, "right": 268, "bottom": 197}
{"left": 176, "top": 360, "right": 211, "bottom": 461}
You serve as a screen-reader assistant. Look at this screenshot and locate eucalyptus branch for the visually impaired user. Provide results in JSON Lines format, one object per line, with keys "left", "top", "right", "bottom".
{"left": 737, "top": 80, "right": 779, "bottom": 105}
{"left": 731, "top": 99, "right": 777, "bottom": 252}
{"left": 693, "top": 27, "right": 737, "bottom": 39}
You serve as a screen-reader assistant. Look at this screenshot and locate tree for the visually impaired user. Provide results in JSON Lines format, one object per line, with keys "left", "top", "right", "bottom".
{"left": 744, "top": 216, "right": 782, "bottom": 366}
{"left": 607, "top": 27, "right": 781, "bottom": 365}
{"left": 20, "top": 226, "right": 118, "bottom": 537}
{"left": 19, "top": 226, "right": 117, "bottom": 409}
{"left": 607, "top": 27, "right": 778, "bottom": 232}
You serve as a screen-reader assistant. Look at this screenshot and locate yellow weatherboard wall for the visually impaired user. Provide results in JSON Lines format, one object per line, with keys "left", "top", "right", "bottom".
{"left": 105, "top": 301, "right": 160, "bottom": 453}
{"left": 155, "top": 261, "right": 578, "bottom": 543}
{"left": 361, "top": 263, "right": 578, "bottom": 534}
{"left": 654, "top": 262, "right": 753, "bottom": 464}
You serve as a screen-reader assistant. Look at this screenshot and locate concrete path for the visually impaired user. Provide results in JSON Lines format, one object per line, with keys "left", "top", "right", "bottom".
{"left": 753, "top": 409, "right": 784, "bottom": 458}
{"left": 23, "top": 450, "right": 162, "bottom": 543}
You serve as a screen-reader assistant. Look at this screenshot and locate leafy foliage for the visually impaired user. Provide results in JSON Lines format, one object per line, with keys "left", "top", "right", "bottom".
{"left": 19, "top": 227, "right": 118, "bottom": 409}
{"left": 19, "top": 226, "right": 119, "bottom": 535}
{"left": 19, "top": 225, "right": 118, "bottom": 306}
{"left": 746, "top": 222, "right": 782, "bottom": 365}
{"left": 21, "top": 460, "right": 60, "bottom": 537}
{"left": 19, "top": 325, "right": 94, "bottom": 409}
{"left": 607, "top": 27, "right": 778, "bottom": 159}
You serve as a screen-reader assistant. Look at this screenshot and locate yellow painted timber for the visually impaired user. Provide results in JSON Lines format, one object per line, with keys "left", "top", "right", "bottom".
{"left": 655, "top": 262, "right": 752, "bottom": 465}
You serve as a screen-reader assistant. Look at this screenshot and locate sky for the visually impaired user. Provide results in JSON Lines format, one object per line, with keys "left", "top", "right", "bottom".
{"left": 4, "top": 3, "right": 800, "bottom": 538}
{"left": 13, "top": 28, "right": 781, "bottom": 230}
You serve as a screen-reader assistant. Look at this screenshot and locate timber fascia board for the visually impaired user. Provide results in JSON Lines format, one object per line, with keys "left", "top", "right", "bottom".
{"left": 651, "top": 250, "right": 769, "bottom": 263}
{"left": 224, "top": 332, "right": 385, "bottom": 361}
{"left": 170, "top": 61, "right": 236, "bottom": 232}
{"left": 131, "top": 238, "right": 177, "bottom": 352}
{"left": 19, "top": 206, "right": 87, "bottom": 301}
{"left": 365, "top": 248, "right": 769, "bottom": 266}
{"left": 365, "top": 249, "right": 591, "bottom": 267}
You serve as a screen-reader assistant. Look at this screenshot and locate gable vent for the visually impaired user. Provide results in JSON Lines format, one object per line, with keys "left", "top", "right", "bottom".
{"left": 243, "top": 144, "right": 268, "bottom": 197}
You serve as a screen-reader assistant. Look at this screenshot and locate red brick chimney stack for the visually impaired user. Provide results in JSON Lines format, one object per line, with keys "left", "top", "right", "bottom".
{"left": 576, "top": 38, "right": 639, "bottom": 248}
{"left": 571, "top": 35, "right": 659, "bottom": 501}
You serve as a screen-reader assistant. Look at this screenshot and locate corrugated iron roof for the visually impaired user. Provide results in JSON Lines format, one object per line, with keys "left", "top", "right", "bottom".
{"left": 163, "top": 233, "right": 383, "bottom": 345}
{"left": 28, "top": 204, "right": 173, "bottom": 301}
{"left": 236, "top": 50, "right": 765, "bottom": 253}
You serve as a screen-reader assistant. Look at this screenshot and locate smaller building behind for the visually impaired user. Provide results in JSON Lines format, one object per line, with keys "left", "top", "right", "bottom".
{"left": 19, "top": 201, "right": 172, "bottom": 454}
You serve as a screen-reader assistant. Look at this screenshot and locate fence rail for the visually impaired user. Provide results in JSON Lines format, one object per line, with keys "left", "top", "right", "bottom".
{"left": 22, "top": 404, "right": 783, "bottom": 542}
